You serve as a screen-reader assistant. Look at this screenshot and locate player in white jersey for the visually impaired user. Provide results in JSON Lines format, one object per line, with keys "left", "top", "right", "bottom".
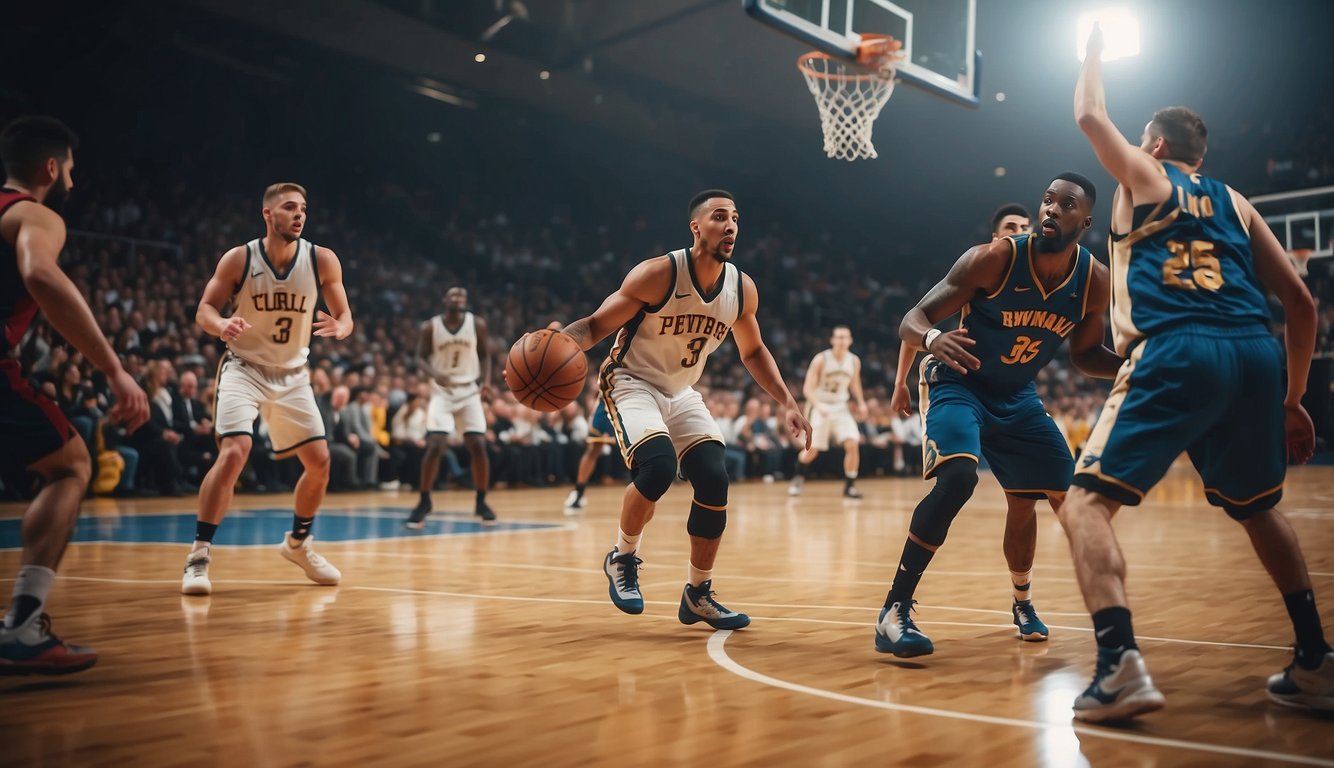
{"left": 556, "top": 189, "right": 811, "bottom": 630}
{"left": 406, "top": 285, "right": 497, "bottom": 527}
{"left": 789, "top": 326, "right": 868, "bottom": 498}
{"left": 181, "top": 183, "right": 353, "bottom": 596}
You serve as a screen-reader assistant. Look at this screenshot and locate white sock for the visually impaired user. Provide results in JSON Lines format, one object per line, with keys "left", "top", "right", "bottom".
{"left": 845, "top": 471, "right": 858, "bottom": 480}
{"left": 191, "top": 541, "right": 210, "bottom": 554}
{"left": 1010, "top": 569, "right": 1033, "bottom": 602}
{"left": 688, "top": 562, "right": 712, "bottom": 588}
{"left": 616, "top": 529, "right": 642, "bottom": 556}
{"left": 6, "top": 565, "right": 55, "bottom": 629}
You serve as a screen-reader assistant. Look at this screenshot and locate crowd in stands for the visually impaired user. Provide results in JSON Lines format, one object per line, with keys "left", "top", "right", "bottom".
{"left": 6, "top": 175, "right": 1332, "bottom": 500}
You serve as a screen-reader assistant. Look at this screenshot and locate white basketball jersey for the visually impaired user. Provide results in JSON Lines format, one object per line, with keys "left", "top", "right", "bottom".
{"left": 227, "top": 238, "right": 319, "bottom": 369}
{"left": 429, "top": 312, "right": 480, "bottom": 388}
{"left": 605, "top": 250, "right": 742, "bottom": 394}
{"left": 813, "top": 349, "right": 857, "bottom": 406}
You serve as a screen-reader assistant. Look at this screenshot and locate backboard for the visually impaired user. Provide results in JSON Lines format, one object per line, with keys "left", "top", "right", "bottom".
{"left": 744, "top": 0, "right": 981, "bottom": 107}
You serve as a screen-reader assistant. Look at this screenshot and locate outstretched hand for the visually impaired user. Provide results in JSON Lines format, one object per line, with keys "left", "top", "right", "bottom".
{"left": 1085, "top": 21, "right": 1104, "bottom": 60}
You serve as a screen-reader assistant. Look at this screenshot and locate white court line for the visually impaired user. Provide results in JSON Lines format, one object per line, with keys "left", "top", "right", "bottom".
{"left": 706, "top": 631, "right": 1334, "bottom": 767}
{"left": 9, "top": 575, "right": 1292, "bottom": 652}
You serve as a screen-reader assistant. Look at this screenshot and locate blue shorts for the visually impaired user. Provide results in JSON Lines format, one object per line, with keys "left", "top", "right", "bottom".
{"left": 588, "top": 400, "right": 615, "bottom": 444}
{"left": 1074, "top": 324, "right": 1284, "bottom": 517}
{"left": 919, "top": 358, "right": 1073, "bottom": 497}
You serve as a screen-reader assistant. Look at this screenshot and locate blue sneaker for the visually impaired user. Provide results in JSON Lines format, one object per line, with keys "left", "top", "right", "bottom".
{"left": 1012, "top": 599, "right": 1049, "bottom": 642}
{"left": 603, "top": 548, "right": 644, "bottom": 614}
{"left": 678, "top": 580, "right": 750, "bottom": 629}
{"left": 874, "top": 601, "right": 934, "bottom": 657}
{"left": 1072, "top": 648, "right": 1165, "bottom": 722}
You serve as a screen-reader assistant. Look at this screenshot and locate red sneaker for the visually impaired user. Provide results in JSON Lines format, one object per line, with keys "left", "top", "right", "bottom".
{"left": 0, "top": 614, "right": 98, "bottom": 676}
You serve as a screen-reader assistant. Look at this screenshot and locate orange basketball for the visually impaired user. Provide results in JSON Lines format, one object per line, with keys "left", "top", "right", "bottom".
{"left": 504, "top": 329, "right": 588, "bottom": 412}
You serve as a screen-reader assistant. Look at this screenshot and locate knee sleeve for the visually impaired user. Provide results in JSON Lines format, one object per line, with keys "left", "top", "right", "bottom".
{"left": 682, "top": 441, "right": 728, "bottom": 539}
{"left": 908, "top": 458, "right": 978, "bottom": 547}
{"left": 630, "top": 436, "right": 677, "bottom": 502}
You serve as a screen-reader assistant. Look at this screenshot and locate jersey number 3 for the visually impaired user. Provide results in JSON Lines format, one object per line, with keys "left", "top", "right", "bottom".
{"left": 272, "top": 317, "right": 293, "bottom": 344}
{"left": 681, "top": 336, "right": 706, "bottom": 368}
{"left": 1162, "top": 240, "right": 1224, "bottom": 292}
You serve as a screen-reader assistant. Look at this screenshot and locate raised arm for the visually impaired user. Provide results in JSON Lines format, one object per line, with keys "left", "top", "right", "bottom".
{"left": 14, "top": 202, "right": 148, "bottom": 431}
{"left": 1074, "top": 24, "right": 1169, "bottom": 202}
{"left": 197, "top": 246, "right": 251, "bottom": 341}
{"left": 313, "top": 246, "right": 353, "bottom": 340}
{"left": 899, "top": 239, "right": 1013, "bottom": 375}
{"left": 561, "top": 256, "right": 672, "bottom": 351}
{"left": 1067, "top": 259, "right": 1124, "bottom": 379}
{"left": 1237, "top": 193, "right": 1318, "bottom": 462}
{"left": 731, "top": 274, "right": 811, "bottom": 450}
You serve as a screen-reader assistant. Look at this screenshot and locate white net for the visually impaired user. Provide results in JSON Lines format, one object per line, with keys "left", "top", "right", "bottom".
{"left": 799, "top": 54, "right": 897, "bottom": 162}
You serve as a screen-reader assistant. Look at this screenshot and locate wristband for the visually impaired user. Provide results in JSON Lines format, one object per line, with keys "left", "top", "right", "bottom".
{"left": 923, "top": 328, "right": 942, "bottom": 351}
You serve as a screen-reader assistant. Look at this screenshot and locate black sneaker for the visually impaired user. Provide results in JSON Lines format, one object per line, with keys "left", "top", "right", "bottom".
{"left": 404, "top": 497, "right": 432, "bottom": 529}
{"left": 678, "top": 580, "right": 750, "bottom": 629}
{"left": 475, "top": 502, "right": 497, "bottom": 523}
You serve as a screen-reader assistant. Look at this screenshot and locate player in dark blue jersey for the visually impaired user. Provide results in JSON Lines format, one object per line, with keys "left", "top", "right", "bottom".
{"left": 1062, "top": 24, "right": 1329, "bottom": 722}
{"left": 873, "top": 174, "right": 1123, "bottom": 658}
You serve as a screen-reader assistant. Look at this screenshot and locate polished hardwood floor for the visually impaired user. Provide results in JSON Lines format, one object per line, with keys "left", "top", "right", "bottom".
{"left": 2, "top": 464, "right": 1332, "bottom": 767}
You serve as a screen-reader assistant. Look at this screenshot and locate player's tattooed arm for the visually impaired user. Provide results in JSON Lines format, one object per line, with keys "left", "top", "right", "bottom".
{"left": 1068, "top": 259, "right": 1123, "bottom": 379}
{"left": 561, "top": 256, "right": 672, "bottom": 351}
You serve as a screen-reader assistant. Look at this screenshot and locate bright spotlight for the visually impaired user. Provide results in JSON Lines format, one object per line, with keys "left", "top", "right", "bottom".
{"left": 1077, "top": 8, "right": 1141, "bottom": 62}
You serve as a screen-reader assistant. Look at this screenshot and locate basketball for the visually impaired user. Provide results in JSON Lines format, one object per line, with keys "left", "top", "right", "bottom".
{"left": 504, "top": 329, "right": 588, "bottom": 412}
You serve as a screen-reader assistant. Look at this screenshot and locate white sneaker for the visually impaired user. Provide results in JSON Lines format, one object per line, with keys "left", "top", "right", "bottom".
{"left": 278, "top": 533, "right": 341, "bottom": 586}
{"left": 564, "top": 490, "right": 586, "bottom": 513}
{"left": 181, "top": 547, "right": 212, "bottom": 596}
{"left": 1073, "top": 649, "right": 1166, "bottom": 722}
{"left": 788, "top": 477, "right": 803, "bottom": 497}
{"left": 1268, "top": 650, "right": 1334, "bottom": 713}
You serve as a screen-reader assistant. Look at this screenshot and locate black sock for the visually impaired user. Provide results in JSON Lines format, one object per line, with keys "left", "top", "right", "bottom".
{"left": 574, "top": 483, "right": 586, "bottom": 499}
{"left": 1283, "top": 589, "right": 1331, "bottom": 668}
{"left": 195, "top": 521, "right": 218, "bottom": 544}
{"left": 1091, "top": 606, "right": 1138, "bottom": 656}
{"left": 291, "top": 515, "right": 315, "bottom": 541}
{"left": 885, "top": 539, "right": 935, "bottom": 608}
{"left": 844, "top": 476, "right": 855, "bottom": 490}
{"left": 9, "top": 595, "right": 41, "bottom": 628}
{"left": 476, "top": 489, "right": 487, "bottom": 508}
{"left": 419, "top": 490, "right": 431, "bottom": 504}
{"left": 795, "top": 462, "right": 809, "bottom": 478}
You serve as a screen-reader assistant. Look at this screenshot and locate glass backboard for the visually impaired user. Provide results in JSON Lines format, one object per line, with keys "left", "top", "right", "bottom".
{"left": 744, "top": 0, "right": 980, "bottom": 107}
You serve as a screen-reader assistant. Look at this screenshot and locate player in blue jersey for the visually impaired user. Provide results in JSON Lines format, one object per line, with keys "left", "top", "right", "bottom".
{"left": 874, "top": 174, "right": 1124, "bottom": 658}
{"left": 1060, "top": 25, "right": 1329, "bottom": 722}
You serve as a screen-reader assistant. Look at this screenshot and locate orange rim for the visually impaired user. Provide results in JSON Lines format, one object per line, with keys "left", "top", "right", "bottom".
{"left": 796, "top": 34, "right": 902, "bottom": 81}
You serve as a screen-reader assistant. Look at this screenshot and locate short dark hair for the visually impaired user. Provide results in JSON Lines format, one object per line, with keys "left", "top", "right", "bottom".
{"left": 0, "top": 116, "right": 78, "bottom": 185}
{"left": 688, "top": 189, "right": 734, "bottom": 219}
{"left": 1148, "top": 106, "right": 1207, "bottom": 165}
{"left": 1051, "top": 172, "right": 1097, "bottom": 207}
{"left": 990, "top": 203, "right": 1031, "bottom": 235}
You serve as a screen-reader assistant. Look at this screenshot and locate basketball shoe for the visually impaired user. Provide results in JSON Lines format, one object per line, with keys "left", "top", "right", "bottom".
{"left": 603, "top": 548, "right": 643, "bottom": 614}
{"left": 1072, "top": 648, "right": 1166, "bottom": 722}
{"left": 475, "top": 502, "right": 497, "bottom": 523}
{"left": 181, "top": 547, "right": 212, "bottom": 595}
{"left": 404, "top": 497, "right": 432, "bottom": 529}
{"left": 1267, "top": 650, "right": 1334, "bottom": 713}
{"left": 679, "top": 580, "right": 750, "bottom": 629}
{"left": 279, "top": 533, "right": 341, "bottom": 585}
{"left": 788, "top": 476, "right": 803, "bottom": 497}
{"left": 875, "top": 601, "right": 934, "bottom": 657}
{"left": 563, "top": 490, "right": 586, "bottom": 512}
{"left": 0, "top": 614, "right": 97, "bottom": 676}
{"left": 1012, "top": 599, "right": 1049, "bottom": 641}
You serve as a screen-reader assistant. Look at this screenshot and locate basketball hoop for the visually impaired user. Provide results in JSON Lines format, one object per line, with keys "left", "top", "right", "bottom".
{"left": 797, "top": 34, "right": 903, "bottom": 161}
{"left": 1290, "top": 249, "right": 1312, "bottom": 277}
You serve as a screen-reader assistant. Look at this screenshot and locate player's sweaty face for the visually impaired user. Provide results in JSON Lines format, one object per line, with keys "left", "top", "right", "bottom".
{"left": 692, "top": 199, "right": 739, "bottom": 262}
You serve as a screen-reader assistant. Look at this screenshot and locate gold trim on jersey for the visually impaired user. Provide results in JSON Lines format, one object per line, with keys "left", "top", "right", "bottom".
{"left": 1226, "top": 186, "right": 1251, "bottom": 236}
{"left": 1002, "top": 487, "right": 1067, "bottom": 497}
{"left": 1204, "top": 481, "right": 1284, "bottom": 507}
{"left": 1074, "top": 342, "right": 1148, "bottom": 500}
{"left": 678, "top": 436, "right": 721, "bottom": 461}
{"left": 1080, "top": 251, "right": 1095, "bottom": 320}
{"left": 983, "top": 237, "right": 1019, "bottom": 300}
{"left": 691, "top": 498, "right": 727, "bottom": 512}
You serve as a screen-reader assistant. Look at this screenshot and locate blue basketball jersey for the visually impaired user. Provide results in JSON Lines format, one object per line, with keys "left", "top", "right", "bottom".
{"left": 945, "top": 234, "right": 1093, "bottom": 394}
{"left": 1107, "top": 163, "right": 1270, "bottom": 355}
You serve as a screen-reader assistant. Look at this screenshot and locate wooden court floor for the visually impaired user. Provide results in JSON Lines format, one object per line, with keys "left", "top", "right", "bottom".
{"left": 2, "top": 464, "right": 1332, "bottom": 767}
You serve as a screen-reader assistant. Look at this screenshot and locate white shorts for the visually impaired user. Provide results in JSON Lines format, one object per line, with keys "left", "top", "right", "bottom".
{"left": 601, "top": 371, "right": 722, "bottom": 467}
{"left": 809, "top": 404, "right": 861, "bottom": 452}
{"left": 214, "top": 354, "right": 324, "bottom": 454}
{"left": 427, "top": 384, "right": 486, "bottom": 435}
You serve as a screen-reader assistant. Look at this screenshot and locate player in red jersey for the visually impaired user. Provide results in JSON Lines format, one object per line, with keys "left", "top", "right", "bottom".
{"left": 0, "top": 116, "right": 148, "bottom": 675}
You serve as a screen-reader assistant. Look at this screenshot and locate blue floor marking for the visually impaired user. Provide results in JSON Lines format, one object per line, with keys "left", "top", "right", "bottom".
{"left": 0, "top": 506, "right": 563, "bottom": 549}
